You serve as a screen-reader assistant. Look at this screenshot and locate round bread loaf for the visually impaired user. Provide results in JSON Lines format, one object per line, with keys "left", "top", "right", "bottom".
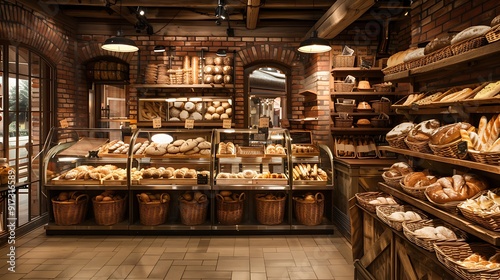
{"left": 204, "top": 113, "right": 213, "bottom": 120}
{"left": 207, "top": 106, "right": 216, "bottom": 114}
{"left": 223, "top": 75, "right": 232, "bottom": 84}
{"left": 195, "top": 102, "right": 203, "bottom": 112}
{"left": 220, "top": 113, "right": 229, "bottom": 119}
{"left": 214, "top": 74, "right": 223, "bottom": 84}
{"left": 212, "top": 113, "right": 220, "bottom": 120}
{"left": 221, "top": 102, "right": 231, "bottom": 109}
{"left": 407, "top": 119, "right": 441, "bottom": 142}
{"left": 222, "top": 65, "right": 232, "bottom": 75}
{"left": 174, "top": 102, "right": 184, "bottom": 109}
{"left": 424, "top": 35, "right": 453, "bottom": 55}
{"left": 205, "top": 56, "right": 214, "bottom": 65}
{"left": 184, "top": 101, "right": 196, "bottom": 112}
{"left": 204, "top": 74, "right": 214, "bottom": 84}
{"left": 215, "top": 106, "right": 225, "bottom": 114}
{"left": 386, "top": 122, "right": 414, "bottom": 140}
{"left": 223, "top": 56, "right": 233, "bottom": 65}
{"left": 492, "top": 15, "right": 500, "bottom": 27}
{"left": 430, "top": 122, "right": 472, "bottom": 145}
{"left": 213, "top": 65, "right": 223, "bottom": 74}
{"left": 451, "top": 25, "right": 491, "bottom": 44}
{"left": 180, "top": 139, "right": 197, "bottom": 152}
{"left": 214, "top": 56, "right": 223, "bottom": 65}
{"left": 179, "top": 110, "right": 189, "bottom": 121}
{"left": 191, "top": 112, "right": 203, "bottom": 120}
{"left": 212, "top": 101, "right": 221, "bottom": 107}
{"left": 170, "top": 107, "right": 181, "bottom": 118}
{"left": 225, "top": 108, "right": 232, "bottom": 116}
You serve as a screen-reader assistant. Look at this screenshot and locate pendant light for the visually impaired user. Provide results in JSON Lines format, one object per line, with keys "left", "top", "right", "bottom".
{"left": 101, "top": 1, "right": 138, "bottom": 53}
{"left": 298, "top": 31, "right": 332, "bottom": 54}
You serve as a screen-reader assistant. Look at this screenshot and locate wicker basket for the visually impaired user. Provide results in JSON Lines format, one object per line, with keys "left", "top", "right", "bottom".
{"left": 333, "top": 55, "right": 355, "bottom": 68}
{"left": 402, "top": 219, "right": 467, "bottom": 252}
{"left": 424, "top": 189, "right": 488, "bottom": 215}
{"left": 334, "top": 117, "right": 353, "bottom": 128}
{"left": 373, "top": 84, "right": 392, "bottom": 92}
{"left": 434, "top": 242, "right": 500, "bottom": 280}
{"left": 451, "top": 36, "right": 488, "bottom": 56}
{"left": 371, "top": 118, "right": 390, "bottom": 128}
{"left": 216, "top": 193, "right": 245, "bottom": 225}
{"left": 255, "top": 193, "right": 286, "bottom": 225}
{"left": 137, "top": 193, "right": 170, "bottom": 226}
{"left": 355, "top": 192, "right": 399, "bottom": 213}
{"left": 400, "top": 179, "right": 431, "bottom": 201}
{"left": 293, "top": 192, "right": 324, "bottom": 226}
{"left": 52, "top": 193, "right": 88, "bottom": 226}
{"left": 405, "top": 56, "right": 425, "bottom": 70}
{"left": 486, "top": 25, "right": 500, "bottom": 43}
{"left": 424, "top": 45, "right": 454, "bottom": 65}
{"left": 334, "top": 82, "right": 355, "bottom": 92}
{"left": 429, "top": 139, "right": 468, "bottom": 159}
{"left": 457, "top": 189, "right": 500, "bottom": 231}
{"left": 387, "top": 134, "right": 409, "bottom": 150}
{"left": 372, "top": 97, "right": 391, "bottom": 114}
{"left": 179, "top": 195, "right": 209, "bottom": 226}
{"left": 468, "top": 150, "right": 500, "bottom": 165}
{"left": 404, "top": 137, "right": 433, "bottom": 154}
{"left": 382, "top": 63, "right": 406, "bottom": 75}
{"left": 376, "top": 205, "right": 428, "bottom": 231}
{"left": 382, "top": 173, "right": 404, "bottom": 188}
{"left": 92, "top": 195, "right": 127, "bottom": 226}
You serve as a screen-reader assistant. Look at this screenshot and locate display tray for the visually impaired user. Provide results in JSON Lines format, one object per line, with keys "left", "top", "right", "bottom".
{"left": 146, "top": 153, "right": 211, "bottom": 159}
{"left": 50, "top": 178, "right": 101, "bottom": 185}
{"left": 292, "top": 152, "right": 320, "bottom": 157}
{"left": 236, "top": 146, "right": 265, "bottom": 157}
{"left": 58, "top": 137, "right": 109, "bottom": 157}
{"left": 139, "top": 178, "right": 198, "bottom": 185}
{"left": 252, "top": 178, "right": 288, "bottom": 185}
{"left": 97, "top": 152, "right": 129, "bottom": 158}
{"left": 216, "top": 178, "right": 253, "bottom": 185}
{"left": 292, "top": 180, "right": 327, "bottom": 186}
{"left": 102, "top": 180, "right": 127, "bottom": 185}
{"left": 216, "top": 153, "right": 236, "bottom": 158}
{"left": 264, "top": 153, "right": 287, "bottom": 158}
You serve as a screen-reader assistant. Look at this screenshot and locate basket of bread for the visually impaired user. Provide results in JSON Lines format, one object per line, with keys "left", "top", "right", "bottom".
{"left": 486, "top": 16, "right": 500, "bottom": 43}
{"left": 400, "top": 171, "right": 438, "bottom": 200}
{"left": 375, "top": 205, "right": 427, "bottom": 231}
{"left": 386, "top": 122, "right": 414, "bottom": 149}
{"left": 255, "top": 193, "right": 286, "bottom": 225}
{"left": 293, "top": 192, "right": 324, "bottom": 226}
{"left": 402, "top": 219, "right": 467, "bottom": 252}
{"left": 334, "top": 98, "right": 355, "bottom": 113}
{"left": 355, "top": 192, "right": 398, "bottom": 213}
{"left": 52, "top": 191, "right": 88, "bottom": 226}
{"left": 458, "top": 189, "right": 500, "bottom": 231}
{"left": 424, "top": 174, "right": 489, "bottom": 214}
{"left": 404, "top": 119, "right": 441, "bottom": 154}
{"left": 433, "top": 242, "right": 500, "bottom": 280}
{"left": 428, "top": 122, "right": 472, "bottom": 159}
{"left": 137, "top": 192, "right": 170, "bottom": 226}
{"left": 179, "top": 191, "right": 209, "bottom": 226}
{"left": 216, "top": 191, "right": 245, "bottom": 225}
{"left": 382, "top": 162, "right": 413, "bottom": 188}
{"left": 92, "top": 191, "right": 127, "bottom": 226}
{"left": 467, "top": 114, "right": 500, "bottom": 165}
{"left": 450, "top": 25, "right": 491, "bottom": 56}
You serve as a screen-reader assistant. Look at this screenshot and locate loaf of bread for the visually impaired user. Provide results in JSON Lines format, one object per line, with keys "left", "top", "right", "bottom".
{"left": 402, "top": 93, "right": 425, "bottom": 106}
{"left": 430, "top": 122, "right": 472, "bottom": 145}
{"left": 491, "top": 15, "right": 500, "bottom": 27}
{"left": 403, "top": 172, "right": 437, "bottom": 189}
{"left": 383, "top": 162, "right": 413, "bottom": 178}
{"left": 403, "top": 48, "right": 425, "bottom": 62}
{"left": 387, "top": 48, "right": 417, "bottom": 67}
{"left": 425, "top": 174, "right": 489, "bottom": 204}
{"left": 475, "top": 114, "right": 500, "bottom": 151}
{"left": 424, "top": 35, "right": 454, "bottom": 55}
{"left": 451, "top": 25, "right": 492, "bottom": 45}
{"left": 386, "top": 122, "right": 414, "bottom": 140}
{"left": 473, "top": 80, "right": 500, "bottom": 99}
{"left": 406, "top": 119, "right": 441, "bottom": 142}
{"left": 439, "top": 88, "right": 474, "bottom": 102}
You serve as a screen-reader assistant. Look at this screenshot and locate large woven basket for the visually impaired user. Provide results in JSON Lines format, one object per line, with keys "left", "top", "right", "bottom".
{"left": 457, "top": 189, "right": 500, "bottom": 231}
{"left": 216, "top": 193, "right": 245, "bottom": 225}
{"left": 255, "top": 193, "right": 286, "bottom": 225}
{"left": 404, "top": 137, "right": 433, "bottom": 154}
{"left": 333, "top": 82, "right": 355, "bottom": 92}
{"left": 293, "top": 192, "right": 324, "bottom": 226}
{"left": 52, "top": 193, "right": 88, "bottom": 226}
{"left": 334, "top": 117, "right": 353, "bottom": 128}
{"left": 376, "top": 205, "right": 428, "bottom": 231}
{"left": 381, "top": 173, "right": 404, "bottom": 188}
{"left": 425, "top": 189, "right": 488, "bottom": 215}
{"left": 333, "top": 55, "right": 355, "bottom": 68}
{"left": 486, "top": 25, "right": 500, "bottom": 43}
{"left": 355, "top": 192, "right": 399, "bottom": 213}
{"left": 424, "top": 45, "right": 454, "bottom": 65}
{"left": 386, "top": 134, "right": 409, "bottom": 150}
{"left": 92, "top": 195, "right": 127, "bottom": 226}
{"left": 402, "top": 219, "right": 467, "bottom": 252}
{"left": 434, "top": 242, "right": 500, "bottom": 280}
{"left": 400, "top": 179, "right": 430, "bottom": 201}
{"left": 429, "top": 139, "right": 467, "bottom": 159}
{"left": 451, "top": 36, "right": 488, "bottom": 56}
{"left": 179, "top": 195, "right": 209, "bottom": 226}
{"left": 137, "top": 193, "right": 170, "bottom": 226}
{"left": 468, "top": 150, "right": 500, "bottom": 165}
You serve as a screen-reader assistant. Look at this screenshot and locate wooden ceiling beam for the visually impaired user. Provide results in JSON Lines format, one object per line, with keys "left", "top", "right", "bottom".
{"left": 306, "top": 0, "right": 376, "bottom": 39}
{"left": 246, "top": 0, "right": 261, "bottom": 30}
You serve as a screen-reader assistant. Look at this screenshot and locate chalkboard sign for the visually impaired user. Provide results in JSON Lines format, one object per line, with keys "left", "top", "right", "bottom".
{"left": 289, "top": 130, "right": 312, "bottom": 144}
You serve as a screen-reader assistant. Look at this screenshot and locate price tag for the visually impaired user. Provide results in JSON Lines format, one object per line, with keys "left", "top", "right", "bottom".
{"left": 152, "top": 117, "right": 162, "bottom": 128}
{"left": 457, "top": 141, "right": 468, "bottom": 156}
{"left": 259, "top": 117, "right": 269, "bottom": 128}
{"left": 60, "top": 119, "right": 69, "bottom": 128}
{"left": 185, "top": 119, "right": 195, "bottom": 129}
{"left": 222, "top": 119, "right": 232, "bottom": 128}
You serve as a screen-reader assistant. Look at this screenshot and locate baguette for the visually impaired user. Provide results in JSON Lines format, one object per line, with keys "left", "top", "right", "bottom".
{"left": 440, "top": 88, "right": 473, "bottom": 102}
{"left": 469, "top": 131, "right": 480, "bottom": 150}
{"left": 477, "top": 116, "right": 488, "bottom": 145}
{"left": 488, "top": 138, "right": 500, "bottom": 152}
{"left": 482, "top": 115, "right": 498, "bottom": 147}
{"left": 473, "top": 81, "right": 500, "bottom": 99}
{"left": 460, "top": 129, "right": 473, "bottom": 149}
{"left": 487, "top": 114, "right": 500, "bottom": 146}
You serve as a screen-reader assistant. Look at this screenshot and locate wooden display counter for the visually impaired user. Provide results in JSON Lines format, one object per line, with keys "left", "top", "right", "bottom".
{"left": 333, "top": 158, "right": 396, "bottom": 240}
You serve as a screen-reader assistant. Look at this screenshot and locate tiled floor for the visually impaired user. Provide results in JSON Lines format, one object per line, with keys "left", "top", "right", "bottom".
{"left": 0, "top": 227, "right": 353, "bottom": 280}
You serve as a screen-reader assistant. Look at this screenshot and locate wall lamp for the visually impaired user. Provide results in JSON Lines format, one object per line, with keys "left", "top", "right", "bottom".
{"left": 298, "top": 31, "right": 332, "bottom": 54}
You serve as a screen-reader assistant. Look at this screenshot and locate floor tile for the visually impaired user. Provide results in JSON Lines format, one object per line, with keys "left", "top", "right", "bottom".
{"left": 216, "top": 259, "right": 250, "bottom": 271}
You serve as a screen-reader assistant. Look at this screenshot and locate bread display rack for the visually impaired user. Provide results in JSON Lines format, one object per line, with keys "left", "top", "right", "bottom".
{"left": 42, "top": 127, "right": 333, "bottom": 234}
{"left": 352, "top": 39, "right": 500, "bottom": 279}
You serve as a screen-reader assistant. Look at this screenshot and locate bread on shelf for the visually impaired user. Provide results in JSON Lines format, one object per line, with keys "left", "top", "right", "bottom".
{"left": 425, "top": 174, "right": 489, "bottom": 204}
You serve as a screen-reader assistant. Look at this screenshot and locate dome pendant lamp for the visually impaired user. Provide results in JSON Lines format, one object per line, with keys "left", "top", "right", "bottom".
{"left": 298, "top": 31, "right": 332, "bottom": 54}
{"left": 102, "top": 30, "right": 139, "bottom": 52}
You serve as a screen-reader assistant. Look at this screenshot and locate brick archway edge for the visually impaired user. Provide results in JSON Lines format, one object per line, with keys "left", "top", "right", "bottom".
{"left": 237, "top": 44, "right": 298, "bottom": 67}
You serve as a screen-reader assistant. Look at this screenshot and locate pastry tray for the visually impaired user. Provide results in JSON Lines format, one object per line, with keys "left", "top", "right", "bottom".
{"left": 216, "top": 178, "right": 254, "bottom": 185}
{"left": 139, "top": 178, "right": 198, "bottom": 185}
{"left": 292, "top": 180, "right": 327, "bottom": 186}
{"left": 236, "top": 146, "right": 265, "bottom": 157}
{"left": 50, "top": 178, "right": 101, "bottom": 185}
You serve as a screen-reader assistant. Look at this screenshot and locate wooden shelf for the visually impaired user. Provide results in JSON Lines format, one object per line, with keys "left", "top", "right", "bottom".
{"left": 331, "top": 112, "right": 395, "bottom": 117}
{"left": 384, "top": 41, "right": 500, "bottom": 83}
{"left": 331, "top": 127, "right": 391, "bottom": 134}
{"left": 331, "top": 91, "right": 405, "bottom": 96}
{"left": 379, "top": 146, "right": 500, "bottom": 174}
{"left": 137, "top": 120, "right": 232, "bottom": 127}
{"left": 378, "top": 182, "right": 500, "bottom": 246}
{"left": 132, "top": 84, "right": 234, "bottom": 89}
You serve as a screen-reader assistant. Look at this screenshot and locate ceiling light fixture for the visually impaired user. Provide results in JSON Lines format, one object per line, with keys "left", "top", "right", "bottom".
{"left": 154, "top": 45, "right": 166, "bottom": 53}
{"left": 215, "top": 0, "right": 228, "bottom": 20}
{"left": 216, "top": 49, "right": 227, "bottom": 57}
{"left": 298, "top": 31, "right": 332, "bottom": 54}
{"left": 101, "top": 0, "right": 138, "bottom": 53}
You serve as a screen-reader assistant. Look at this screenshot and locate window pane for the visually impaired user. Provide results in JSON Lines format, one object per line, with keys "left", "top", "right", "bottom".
{"left": 18, "top": 47, "right": 29, "bottom": 77}
{"left": 17, "top": 188, "right": 29, "bottom": 226}
{"left": 31, "top": 53, "right": 40, "bottom": 78}
{"left": 8, "top": 46, "right": 16, "bottom": 74}
{"left": 0, "top": 45, "right": 3, "bottom": 72}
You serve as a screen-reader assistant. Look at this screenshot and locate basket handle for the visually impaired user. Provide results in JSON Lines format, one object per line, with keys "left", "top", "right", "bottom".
{"left": 161, "top": 193, "right": 170, "bottom": 202}
{"left": 196, "top": 194, "right": 208, "bottom": 203}
{"left": 380, "top": 96, "right": 391, "bottom": 103}
{"left": 315, "top": 192, "right": 324, "bottom": 202}
{"left": 216, "top": 194, "right": 224, "bottom": 201}
{"left": 238, "top": 192, "right": 245, "bottom": 201}
{"left": 75, "top": 193, "right": 89, "bottom": 203}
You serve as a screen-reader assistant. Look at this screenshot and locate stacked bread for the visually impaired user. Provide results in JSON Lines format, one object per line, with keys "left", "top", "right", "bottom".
{"left": 386, "top": 47, "right": 416, "bottom": 68}
{"left": 218, "top": 141, "right": 235, "bottom": 155}
{"left": 406, "top": 119, "right": 441, "bottom": 143}
{"left": 141, "top": 101, "right": 167, "bottom": 120}
{"left": 203, "top": 56, "right": 233, "bottom": 84}
{"left": 204, "top": 101, "right": 232, "bottom": 120}
{"left": 425, "top": 174, "right": 489, "bottom": 204}
{"left": 292, "top": 163, "right": 328, "bottom": 181}
{"left": 456, "top": 253, "right": 500, "bottom": 269}
{"left": 143, "top": 137, "right": 211, "bottom": 156}
{"left": 216, "top": 170, "right": 257, "bottom": 179}
{"left": 265, "top": 144, "right": 286, "bottom": 155}
{"left": 472, "top": 80, "right": 500, "bottom": 99}
{"left": 167, "top": 100, "right": 232, "bottom": 121}
{"left": 458, "top": 190, "right": 500, "bottom": 215}
{"left": 56, "top": 165, "right": 126, "bottom": 181}
{"left": 461, "top": 114, "right": 500, "bottom": 152}
{"left": 368, "top": 196, "right": 398, "bottom": 206}
{"left": 291, "top": 144, "right": 317, "bottom": 154}
{"left": 141, "top": 167, "right": 207, "bottom": 179}
{"left": 386, "top": 122, "right": 414, "bottom": 142}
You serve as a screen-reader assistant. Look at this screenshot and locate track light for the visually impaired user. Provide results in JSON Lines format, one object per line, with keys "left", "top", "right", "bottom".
{"left": 138, "top": 7, "right": 145, "bottom": 16}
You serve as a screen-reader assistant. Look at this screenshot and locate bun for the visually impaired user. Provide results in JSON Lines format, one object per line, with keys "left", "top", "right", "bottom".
{"left": 184, "top": 102, "right": 196, "bottom": 112}
{"left": 451, "top": 25, "right": 492, "bottom": 44}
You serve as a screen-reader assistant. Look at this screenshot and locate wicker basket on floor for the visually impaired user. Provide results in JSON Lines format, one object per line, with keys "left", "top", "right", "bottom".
{"left": 92, "top": 195, "right": 127, "bottom": 226}
{"left": 52, "top": 193, "right": 88, "bottom": 226}
{"left": 179, "top": 194, "right": 209, "bottom": 226}
{"left": 255, "top": 193, "right": 286, "bottom": 225}
{"left": 216, "top": 193, "right": 245, "bottom": 225}
{"left": 293, "top": 192, "right": 324, "bottom": 226}
{"left": 137, "top": 193, "right": 170, "bottom": 226}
